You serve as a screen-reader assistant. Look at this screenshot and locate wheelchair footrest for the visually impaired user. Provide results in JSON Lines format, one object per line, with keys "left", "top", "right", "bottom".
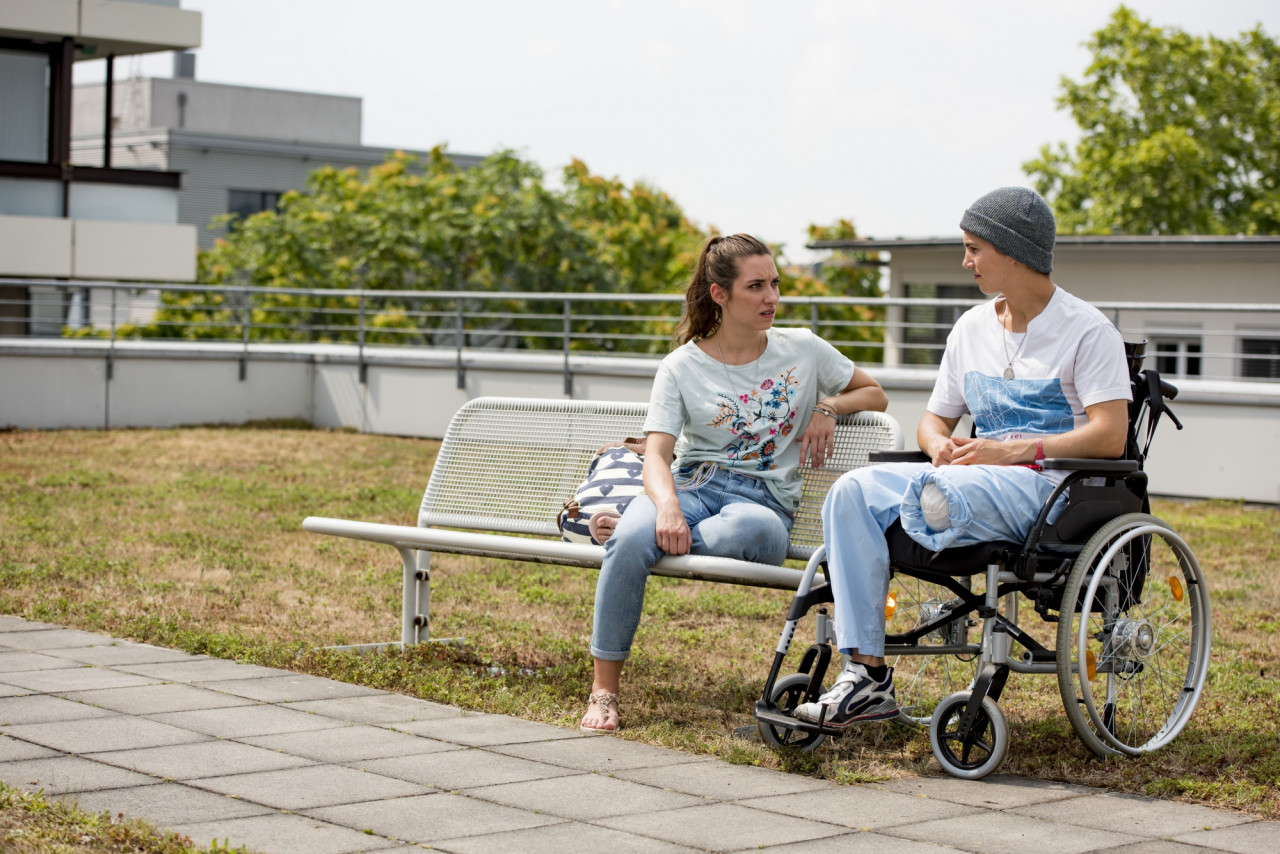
{"left": 753, "top": 701, "right": 845, "bottom": 738}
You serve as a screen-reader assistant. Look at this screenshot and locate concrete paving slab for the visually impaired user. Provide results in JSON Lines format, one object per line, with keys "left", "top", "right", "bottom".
{"left": 199, "top": 673, "right": 386, "bottom": 703}
{"left": 0, "top": 734, "right": 59, "bottom": 762}
{"left": 357, "top": 748, "right": 574, "bottom": 790}
{"left": 147, "top": 703, "right": 348, "bottom": 738}
{"left": 172, "top": 812, "right": 397, "bottom": 854}
{"left": 1173, "top": 821, "right": 1280, "bottom": 853}
{"left": 463, "top": 771, "right": 707, "bottom": 820}
{"left": 393, "top": 712, "right": 585, "bottom": 747}
{"left": 0, "top": 755, "right": 161, "bottom": 795}
{"left": 883, "top": 810, "right": 1146, "bottom": 854}
{"left": 55, "top": 781, "right": 274, "bottom": 825}
{"left": 288, "top": 692, "right": 464, "bottom": 725}
{"left": 61, "top": 683, "right": 258, "bottom": 715}
{"left": 242, "top": 723, "right": 455, "bottom": 763}
{"left": 116, "top": 657, "right": 281, "bottom": 682}
{"left": 618, "top": 760, "right": 835, "bottom": 801}
{"left": 0, "top": 628, "right": 114, "bottom": 650}
{"left": 4, "top": 715, "right": 211, "bottom": 753}
{"left": 1101, "top": 842, "right": 1228, "bottom": 854}
{"left": 430, "top": 820, "right": 705, "bottom": 854}
{"left": 0, "top": 693, "right": 118, "bottom": 724}
{"left": 739, "top": 784, "right": 985, "bottom": 830}
{"left": 0, "top": 683, "right": 32, "bottom": 698}
{"left": 0, "top": 650, "right": 82, "bottom": 673}
{"left": 190, "top": 763, "right": 430, "bottom": 810}
{"left": 45, "top": 642, "right": 207, "bottom": 667}
{"left": 751, "top": 832, "right": 970, "bottom": 853}
{"left": 877, "top": 774, "right": 1097, "bottom": 809}
{"left": 599, "top": 802, "right": 849, "bottom": 852}
{"left": 0, "top": 665, "right": 160, "bottom": 693}
{"left": 0, "top": 617, "right": 59, "bottom": 633}
{"left": 92, "top": 739, "right": 317, "bottom": 779}
{"left": 493, "top": 734, "right": 713, "bottom": 773}
{"left": 305, "top": 791, "right": 561, "bottom": 844}
{"left": 1011, "top": 790, "right": 1251, "bottom": 836}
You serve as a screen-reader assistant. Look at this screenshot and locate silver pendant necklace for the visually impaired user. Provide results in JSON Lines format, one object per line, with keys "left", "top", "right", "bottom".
{"left": 1001, "top": 308, "right": 1029, "bottom": 380}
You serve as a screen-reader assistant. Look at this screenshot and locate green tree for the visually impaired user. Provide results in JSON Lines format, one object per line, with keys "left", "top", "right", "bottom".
{"left": 782, "top": 219, "right": 885, "bottom": 363}
{"left": 1024, "top": 6, "right": 1280, "bottom": 235}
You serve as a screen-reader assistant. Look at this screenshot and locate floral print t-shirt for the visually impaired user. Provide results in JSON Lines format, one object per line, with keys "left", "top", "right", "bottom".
{"left": 644, "top": 327, "right": 855, "bottom": 512}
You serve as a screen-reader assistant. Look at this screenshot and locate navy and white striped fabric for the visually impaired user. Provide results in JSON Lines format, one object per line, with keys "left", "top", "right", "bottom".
{"left": 558, "top": 447, "right": 646, "bottom": 545}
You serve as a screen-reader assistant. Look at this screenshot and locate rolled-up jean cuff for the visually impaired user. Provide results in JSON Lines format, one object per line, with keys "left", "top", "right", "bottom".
{"left": 590, "top": 645, "right": 628, "bottom": 662}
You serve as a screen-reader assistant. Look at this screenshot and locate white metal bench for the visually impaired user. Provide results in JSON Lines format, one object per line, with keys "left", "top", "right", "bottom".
{"left": 303, "top": 396, "right": 904, "bottom": 650}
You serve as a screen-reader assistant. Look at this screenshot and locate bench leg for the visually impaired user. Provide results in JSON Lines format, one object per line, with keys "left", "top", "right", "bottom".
{"left": 404, "top": 547, "right": 425, "bottom": 645}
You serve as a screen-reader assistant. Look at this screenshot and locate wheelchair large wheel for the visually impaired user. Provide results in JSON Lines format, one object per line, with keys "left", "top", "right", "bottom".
{"left": 928, "top": 691, "right": 1009, "bottom": 779}
{"left": 1056, "top": 513, "right": 1211, "bottom": 757}
{"left": 887, "top": 574, "right": 979, "bottom": 727}
{"left": 757, "top": 673, "right": 827, "bottom": 753}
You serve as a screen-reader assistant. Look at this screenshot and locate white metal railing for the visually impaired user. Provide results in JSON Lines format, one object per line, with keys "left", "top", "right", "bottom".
{"left": 2, "top": 278, "right": 1278, "bottom": 384}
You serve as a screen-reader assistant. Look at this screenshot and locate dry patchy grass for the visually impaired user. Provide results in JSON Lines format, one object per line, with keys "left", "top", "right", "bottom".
{"left": 1, "top": 427, "right": 1277, "bottom": 819}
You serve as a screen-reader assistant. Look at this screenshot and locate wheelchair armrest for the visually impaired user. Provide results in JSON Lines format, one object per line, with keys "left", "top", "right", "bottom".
{"left": 1040, "top": 457, "right": 1139, "bottom": 473}
{"left": 869, "top": 450, "right": 930, "bottom": 463}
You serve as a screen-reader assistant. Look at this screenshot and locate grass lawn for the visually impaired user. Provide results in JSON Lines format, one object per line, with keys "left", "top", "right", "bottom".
{"left": 1, "top": 426, "right": 1277, "bottom": 824}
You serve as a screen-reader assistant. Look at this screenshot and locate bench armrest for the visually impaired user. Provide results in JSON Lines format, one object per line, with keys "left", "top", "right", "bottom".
{"left": 869, "top": 450, "right": 930, "bottom": 464}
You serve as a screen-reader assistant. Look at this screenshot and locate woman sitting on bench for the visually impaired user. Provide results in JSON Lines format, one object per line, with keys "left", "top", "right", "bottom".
{"left": 580, "top": 233, "right": 888, "bottom": 732}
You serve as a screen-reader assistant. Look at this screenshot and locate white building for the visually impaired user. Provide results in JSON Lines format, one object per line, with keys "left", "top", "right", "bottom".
{"left": 71, "top": 56, "right": 484, "bottom": 250}
{"left": 812, "top": 236, "right": 1280, "bottom": 383}
{"left": 0, "top": 0, "right": 201, "bottom": 335}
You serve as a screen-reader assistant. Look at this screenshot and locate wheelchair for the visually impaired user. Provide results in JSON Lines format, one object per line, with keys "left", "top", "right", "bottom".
{"left": 753, "top": 341, "right": 1212, "bottom": 779}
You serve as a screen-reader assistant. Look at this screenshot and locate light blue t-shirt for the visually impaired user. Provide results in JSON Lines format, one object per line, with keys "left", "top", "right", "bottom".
{"left": 644, "top": 327, "right": 856, "bottom": 511}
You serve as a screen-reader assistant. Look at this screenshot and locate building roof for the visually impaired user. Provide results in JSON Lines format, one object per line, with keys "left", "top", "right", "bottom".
{"left": 809, "top": 234, "right": 1280, "bottom": 251}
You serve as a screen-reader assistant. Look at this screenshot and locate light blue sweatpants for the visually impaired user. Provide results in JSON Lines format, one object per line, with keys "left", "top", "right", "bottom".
{"left": 821, "top": 462, "right": 1066, "bottom": 657}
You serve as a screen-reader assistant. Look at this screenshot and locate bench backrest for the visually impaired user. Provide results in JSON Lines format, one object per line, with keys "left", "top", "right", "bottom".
{"left": 419, "top": 396, "right": 903, "bottom": 561}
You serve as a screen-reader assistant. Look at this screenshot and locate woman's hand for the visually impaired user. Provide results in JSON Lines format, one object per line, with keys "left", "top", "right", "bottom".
{"left": 946, "top": 435, "right": 1027, "bottom": 466}
{"left": 800, "top": 409, "right": 837, "bottom": 469}
{"left": 653, "top": 497, "right": 692, "bottom": 555}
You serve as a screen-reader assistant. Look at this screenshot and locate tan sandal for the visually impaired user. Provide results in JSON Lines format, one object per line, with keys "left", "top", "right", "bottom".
{"left": 579, "top": 690, "right": 620, "bottom": 732}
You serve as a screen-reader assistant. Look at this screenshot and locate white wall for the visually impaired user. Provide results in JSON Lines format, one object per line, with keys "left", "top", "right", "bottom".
{"left": 2, "top": 341, "right": 1276, "bottom": 504}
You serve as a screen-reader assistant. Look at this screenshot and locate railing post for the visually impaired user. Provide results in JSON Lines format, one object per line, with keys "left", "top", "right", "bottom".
{"left": 563, "top": 298, "right": 573, "bottom": 397}
{"left": 239, "top": 289, "right": 250, "bottom": 381}
{"left": 107, "top": 287, "right": 116, "bottom": 381}
{"left": 357, "top": 292, "right": 367, "bottom": 385}
{"left": 455, "top": 298, "right": 465, "bottom": 390}
{"left": 811, "top": 301, "right": 820, "bottom": 334}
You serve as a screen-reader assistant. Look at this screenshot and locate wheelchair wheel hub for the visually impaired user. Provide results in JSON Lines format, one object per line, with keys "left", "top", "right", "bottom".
{"left": 1110, "top": 618, "right": 1155, "bottom": 661}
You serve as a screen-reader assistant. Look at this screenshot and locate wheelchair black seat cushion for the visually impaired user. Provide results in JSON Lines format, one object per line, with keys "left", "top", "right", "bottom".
{"left": 885, "top": 519, "right": 1017, "bottom": 576}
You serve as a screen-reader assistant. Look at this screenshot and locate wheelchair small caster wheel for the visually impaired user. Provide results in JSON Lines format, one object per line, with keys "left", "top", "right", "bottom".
{"left": 757, "top": 673, "right": 826, "bottom": 753}
{"left": 928, "top": 691, "right": 1009, "bottom": 779}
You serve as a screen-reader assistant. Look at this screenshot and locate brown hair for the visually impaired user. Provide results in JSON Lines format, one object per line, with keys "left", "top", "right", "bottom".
{"left": 673, "top": 233, "right": 772, "bottom": 345}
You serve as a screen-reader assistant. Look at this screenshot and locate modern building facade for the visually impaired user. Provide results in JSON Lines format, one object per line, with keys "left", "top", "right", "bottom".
{"left": 0, "top": 0, "right": 201, "bottom": 335}
{"left": 71, "top": 58, "right": 484, "bottom": 250}
{"left": 812, "top": 235, "right": 1280, "bottom": 383}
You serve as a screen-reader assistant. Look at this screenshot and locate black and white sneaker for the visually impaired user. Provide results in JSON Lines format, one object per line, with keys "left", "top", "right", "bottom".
{"left": 793, "top": 662, "right": 897, "bottom": 728}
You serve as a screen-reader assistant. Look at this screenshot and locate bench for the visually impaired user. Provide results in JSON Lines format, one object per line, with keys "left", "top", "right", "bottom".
{"left": 303, "top": 396, "right": 904, "bottom": 651}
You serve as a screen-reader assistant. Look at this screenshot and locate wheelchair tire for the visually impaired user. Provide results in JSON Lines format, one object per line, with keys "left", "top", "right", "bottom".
{"left": 928, "top": 691, "right": 1008, "bottom": 779}
{"left": 1056, "top": 513, "right": 1211, "bottom": 758}
{"left": 887, "top": 574, "right": 980, "bottom": 727}
{"left": 757, "top": 673, "right": 827, "bottom": 753}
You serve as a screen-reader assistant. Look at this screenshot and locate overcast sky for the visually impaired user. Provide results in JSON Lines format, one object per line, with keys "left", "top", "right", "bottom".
{"left": 83, "top": 1, "right": 1280, "bottom": 262}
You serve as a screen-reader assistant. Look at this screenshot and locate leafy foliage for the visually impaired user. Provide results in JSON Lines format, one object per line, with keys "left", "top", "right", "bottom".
{"left": 1024, "top": 6, "right": 1280, "bottom": 235}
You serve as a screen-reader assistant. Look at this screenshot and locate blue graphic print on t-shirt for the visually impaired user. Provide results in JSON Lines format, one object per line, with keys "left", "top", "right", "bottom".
{"left": 964, "top": 372, "right": 1074, "bottom": 437}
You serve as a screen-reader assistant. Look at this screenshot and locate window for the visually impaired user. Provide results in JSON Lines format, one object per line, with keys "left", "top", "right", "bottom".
{"left": 1241, "top": 335, "right": 1280, "bottom": 380}
{"left": 1153, "top": 338, "right": 1202, "bottom": 378}
{"left": 903, "top": 283, "right": 981, "bottom": 365}
{"left": 0, "top": 49, "right": 50, "bottom": 163}
{"left": 227, "top": 189, "right": 283, "bottom": 226}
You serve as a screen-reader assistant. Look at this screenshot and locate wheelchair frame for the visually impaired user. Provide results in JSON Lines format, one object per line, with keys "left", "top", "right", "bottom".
{"left": 753, "top": 344, "right": 1213, "bottom": 778}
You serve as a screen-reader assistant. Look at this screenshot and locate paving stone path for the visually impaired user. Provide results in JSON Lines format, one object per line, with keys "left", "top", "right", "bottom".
{"left": 1, "top": 616, "right": 1274, "bottom": 853}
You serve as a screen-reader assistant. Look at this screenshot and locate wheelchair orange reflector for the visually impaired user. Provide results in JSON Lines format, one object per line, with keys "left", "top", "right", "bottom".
{"left": 884, "top": 592, "right": 897, "bottom": 619}
{"left": 1085, "top": 649, "right": 1097, "bottom": 680}
{"left": 1169, "top": 575, "right": 1184, "bottom": 601}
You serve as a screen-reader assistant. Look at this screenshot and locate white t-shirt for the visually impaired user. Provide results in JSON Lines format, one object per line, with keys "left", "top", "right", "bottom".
{"left": 645, "top": 327, "right": 856, "bottom": 511}
{"left": 928, "top": 286, "right": 1131, "bottom": 461}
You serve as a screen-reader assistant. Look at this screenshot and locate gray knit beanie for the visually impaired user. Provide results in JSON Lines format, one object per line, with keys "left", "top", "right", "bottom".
{"left": 959, "top": 187, "right": 1056, "bottom": 273}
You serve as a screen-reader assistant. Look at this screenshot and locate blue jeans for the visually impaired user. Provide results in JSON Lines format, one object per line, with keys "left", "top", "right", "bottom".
{"left": 821, "top": 462, "right": 1065, "bottom": 657}
{"left": 590, "top": 466, "right": 794, "bottom": 661}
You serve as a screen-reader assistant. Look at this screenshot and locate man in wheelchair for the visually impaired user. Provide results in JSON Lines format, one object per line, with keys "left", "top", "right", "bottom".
{"left": 794, "top": 186, "right": 1133, "bottom": 728}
